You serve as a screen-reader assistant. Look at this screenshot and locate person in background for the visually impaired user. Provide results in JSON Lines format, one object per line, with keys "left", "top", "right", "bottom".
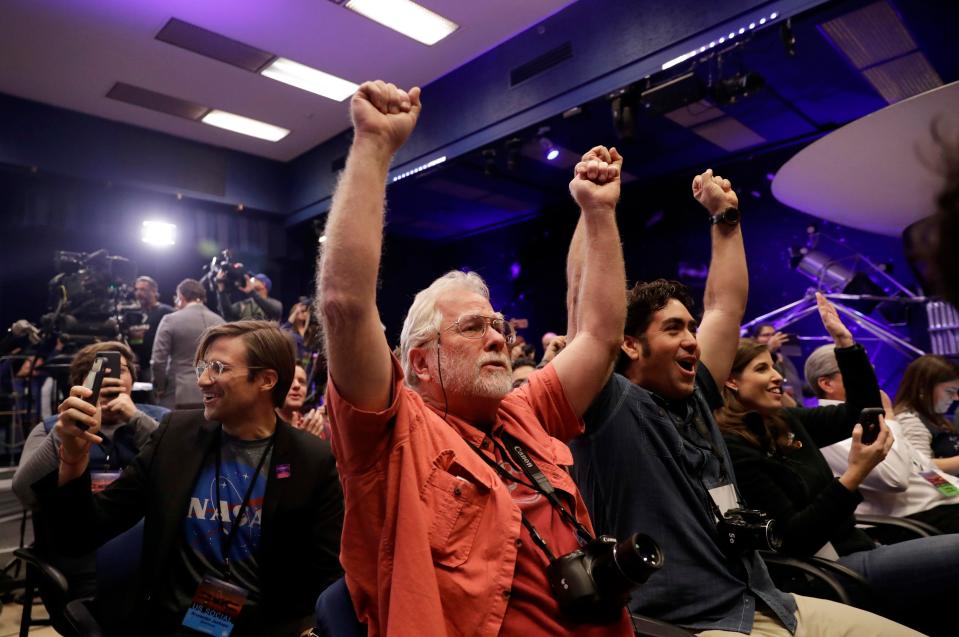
{"left": 276, "top": 363, "right": 327, "bottom": 438}
{"left": 808, "top": 344, "right": 959, "bottom": 536}
{"left": 717, "top": 294, "right": 959, "bottom": 636}
{"left": 152, "top": 278, "right": 225, "bottom": 409}
{"left": 130, "top": 276, "right": 174, "bottom": 382}
{"left": 511, "top": 357, "right": 537, "bottom": 389}
{"left": 894, "top": 355, "right": 959, "bottom": 472}
{"left": 280, "top": 297, "right": 326, "bottom": 400}
{"left": 217, "top": 270, "right": 283, "bottom": 322}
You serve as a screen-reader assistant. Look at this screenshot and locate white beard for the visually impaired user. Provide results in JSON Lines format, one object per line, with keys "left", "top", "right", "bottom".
{"left": 438, "top": 348, "right": 512, "bottom": 401}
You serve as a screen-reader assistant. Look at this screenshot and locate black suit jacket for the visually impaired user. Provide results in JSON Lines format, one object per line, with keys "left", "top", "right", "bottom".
{"left": 34, "top": 409, "right": 344, "bottom": 636}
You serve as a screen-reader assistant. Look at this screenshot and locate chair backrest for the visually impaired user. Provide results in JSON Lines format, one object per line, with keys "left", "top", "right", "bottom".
{"left": 314, "top": 577, "right": 365, "bottom": 637}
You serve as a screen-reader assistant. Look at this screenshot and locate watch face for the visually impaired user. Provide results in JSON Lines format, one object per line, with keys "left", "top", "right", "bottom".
{"left": 723, "top": 208, "right": 740, "bottom": 224}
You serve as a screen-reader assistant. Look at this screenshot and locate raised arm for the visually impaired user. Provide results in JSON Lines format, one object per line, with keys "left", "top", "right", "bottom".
{"left": 552, "top": 146, "right": 626, "bottom": 416}
{"left": 318, "top": 81, "right": 421, "bottom": 411}
{"left": 565, "top": 214, "right": 586, "bottom": 341}
{"left": 692, "top": 169, "right": 747, "bottom": 387}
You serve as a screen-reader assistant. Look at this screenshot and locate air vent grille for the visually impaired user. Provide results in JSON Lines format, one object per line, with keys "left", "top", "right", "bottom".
{"left": 510, "top": 42, "right": 573, "bottom": 87}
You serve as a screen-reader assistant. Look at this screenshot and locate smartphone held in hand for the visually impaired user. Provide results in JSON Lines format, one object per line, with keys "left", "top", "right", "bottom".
{"left": 858, "top": 407, "right": 884, "bottom": 445}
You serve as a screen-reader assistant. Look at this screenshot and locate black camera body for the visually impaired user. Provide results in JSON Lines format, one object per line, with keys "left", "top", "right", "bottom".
{"left": 201, "top": 249, "right": 249, "bottom": 293}
{"left": 40, "top": 249, "right": 142, "bottom": 344}
{"left": 547, "top": 533, "right": 663, "bottom": 623}
{"left": 716, "top": 508, "right": 782, "bottom": 555}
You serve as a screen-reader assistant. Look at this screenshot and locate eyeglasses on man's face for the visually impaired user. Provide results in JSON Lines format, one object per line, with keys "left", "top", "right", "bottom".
{"left": 442, "top": 314, "right": 515, "bottom": 345}
{"left": 195, "top": 360, "right": 264, "bottom": 380}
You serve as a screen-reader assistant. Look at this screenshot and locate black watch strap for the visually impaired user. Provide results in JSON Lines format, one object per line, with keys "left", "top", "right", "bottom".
{"left": 710, "top": 207, "right": 740, "bottom": 226}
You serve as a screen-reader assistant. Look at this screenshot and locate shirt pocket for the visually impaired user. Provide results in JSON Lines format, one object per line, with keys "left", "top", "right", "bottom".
{"left": 421, "top": 450, "right": 491, "bottom": 568}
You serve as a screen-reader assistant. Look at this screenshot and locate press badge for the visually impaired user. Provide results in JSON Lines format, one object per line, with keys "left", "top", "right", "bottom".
{"left": 919, "top": 471, "right": 959, "bottom": 497}
{"left": 90, "top": 471, "right": 121, "bottom": 493}
{"left": 708, "top": 484, "right": 739, "bottom": 521}
{"left": 182, "top": 575, "right": 248, "bottom": 637}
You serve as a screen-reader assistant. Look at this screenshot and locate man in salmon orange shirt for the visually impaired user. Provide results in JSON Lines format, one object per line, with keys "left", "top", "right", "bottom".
{"left": 318, "top": 80, "right": 635, "bottom": 636}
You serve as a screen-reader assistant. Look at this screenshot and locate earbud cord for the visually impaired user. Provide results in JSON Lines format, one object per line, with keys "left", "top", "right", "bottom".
{"left": 436, "top": 335, "right": 449, "bottom": 422}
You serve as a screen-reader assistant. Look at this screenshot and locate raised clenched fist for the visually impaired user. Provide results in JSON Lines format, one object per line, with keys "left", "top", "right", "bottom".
{"left": 569, "top": 146, "right": 623, "bottom": 212}
{"left": 692, "top": 168, "right": 738, "bottom": 215}
{"left": 350, "top": 81, "right": 422, "bottom": 155}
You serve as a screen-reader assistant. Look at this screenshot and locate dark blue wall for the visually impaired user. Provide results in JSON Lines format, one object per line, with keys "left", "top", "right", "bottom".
{"left": 0, "top": 93, "right": 288, "bottom": 214}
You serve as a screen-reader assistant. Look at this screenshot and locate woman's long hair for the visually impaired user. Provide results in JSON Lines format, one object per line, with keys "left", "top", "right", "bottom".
{"left": 714, "top": 338, "right": 799, "bottom": 455}
{"left": 894, "top": 355, "right": 959, "bottom": 432}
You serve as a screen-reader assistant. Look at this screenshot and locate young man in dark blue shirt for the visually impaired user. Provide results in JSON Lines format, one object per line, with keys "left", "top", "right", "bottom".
{"left": 565, "top": 159, "right": 917, "bottom": 636}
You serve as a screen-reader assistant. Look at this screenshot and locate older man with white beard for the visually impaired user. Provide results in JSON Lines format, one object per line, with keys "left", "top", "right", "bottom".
{"left": 320, "top": 80, "right": 630, "bottom": 637}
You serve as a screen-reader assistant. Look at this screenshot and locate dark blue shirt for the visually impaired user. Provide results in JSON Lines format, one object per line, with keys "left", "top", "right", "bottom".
{"left": 571, "top": 367, "right": 797, "bottom": 633}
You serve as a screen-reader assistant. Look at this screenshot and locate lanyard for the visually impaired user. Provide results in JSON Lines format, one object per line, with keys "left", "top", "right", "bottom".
{"left": 214, "top": 428, "right": 275, "bottom": 580}
{"left": 464, "top": 431, "right": 593, "bottom": 562}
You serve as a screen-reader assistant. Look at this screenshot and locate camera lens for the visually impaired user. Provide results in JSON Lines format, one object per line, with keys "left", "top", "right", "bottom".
{"left": 611, "top": 533, "right": 664, "bottom": 584}
{"left": 764, "top": 520, "right": 783, "bottom": 552}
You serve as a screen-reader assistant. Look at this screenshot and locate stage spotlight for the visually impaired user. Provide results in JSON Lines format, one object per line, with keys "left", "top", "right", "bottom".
{"left": 142, "top": 220, "right": 175, "bottom": 247}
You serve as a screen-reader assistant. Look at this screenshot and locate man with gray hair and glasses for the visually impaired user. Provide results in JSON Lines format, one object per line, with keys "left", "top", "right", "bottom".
{"left": 319, "top": 80, "right": 632, "bottom": 636}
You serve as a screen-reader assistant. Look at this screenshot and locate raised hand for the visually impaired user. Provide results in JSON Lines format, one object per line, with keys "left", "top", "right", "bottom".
{"left": 569, "top": 146, "right": 623, "bottom": 212}
{"left": 766, "top": 331, "right": 789, "bottom": 353}
{"left": 541, "top": 334, "right": 567, "bottom": 364}
{"left": 55, "top": 385, "right": 104, "bottom": 462}
{"left": 692, "top": 168, "right": 738, "bottom": 215}
{"left": 815, "top": 291, "right": 853, "bottom": 348}
{"left": 350, "top": 81, "right": 422, "bottom": 155}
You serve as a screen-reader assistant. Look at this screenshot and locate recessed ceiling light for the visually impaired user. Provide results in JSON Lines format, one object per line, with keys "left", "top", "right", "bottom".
{"left": 260, "top": 57, "right": 358, "bottom": 101}
{"left": 201, "top": 110, "right": 290, "bottom": 142}
{"left": 345, "top": 0, "right": 459, "bottom": 45}
{"left": 142, "top": 221, "right": 176, "bottom": 246}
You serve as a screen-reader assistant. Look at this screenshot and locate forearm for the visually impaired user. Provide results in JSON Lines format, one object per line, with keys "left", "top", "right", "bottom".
{"left": 320, "top": 137, "right": 393, "bottom": 310}
{"left": 934, "top": 456, "right": 959, "bottom": 475}
{"left": 575, "top": 205, "right": 625, "bottom": 348}
{"left": 12, "top": 427, "right": 59, "bottom": 506}
{"left": 565, "top": 214, "right": 587, "bottom": 341}
{"left": 703, "top": 222, "right": 747, "bottom": 318}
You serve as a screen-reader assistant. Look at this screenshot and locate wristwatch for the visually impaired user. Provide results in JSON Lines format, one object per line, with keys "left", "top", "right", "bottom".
{"left": 709, "top": 207, "right": 740, "bottom": 226}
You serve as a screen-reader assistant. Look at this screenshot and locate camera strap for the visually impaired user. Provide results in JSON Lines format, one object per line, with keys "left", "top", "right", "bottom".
{"left": 463, "top": 432, "right": 594, "bottom": 552}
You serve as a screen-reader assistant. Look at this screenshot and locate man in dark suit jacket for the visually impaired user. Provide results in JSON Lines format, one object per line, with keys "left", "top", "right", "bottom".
{"left": 34, "top": 320, "right": 343, "bottom": 636}
{"left": 152, "top": 279, "right": 225, "bottom": 409}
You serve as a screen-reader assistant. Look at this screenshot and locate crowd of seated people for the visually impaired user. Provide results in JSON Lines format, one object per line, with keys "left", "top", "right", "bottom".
{"left": 10, "top": 78, "right": 959, "bottom": 637}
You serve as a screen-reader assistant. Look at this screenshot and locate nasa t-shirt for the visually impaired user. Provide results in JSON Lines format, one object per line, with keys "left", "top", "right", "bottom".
{"left": 167, "top": 432, "right": 273, "bottom": 618}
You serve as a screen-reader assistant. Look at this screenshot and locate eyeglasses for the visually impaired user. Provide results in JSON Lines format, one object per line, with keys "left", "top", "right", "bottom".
{"left": 195, "top": 360, "right": 265, "bottom": 380}
{"left": 441, "top": 314, "right": 515, "bottom": 345}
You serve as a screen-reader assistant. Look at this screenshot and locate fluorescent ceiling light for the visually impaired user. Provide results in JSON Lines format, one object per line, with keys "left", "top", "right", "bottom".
{"left": 261, "top": 57, "right": 358, "bottom": 101}
{"left": 142, "top": 221, "right": 176, "bottom": 246}
{"left": 345, "top": 0, "right": 459, "bottom": 45}
{"left": 201, "top": 110, "right": 290, "bottom": 142}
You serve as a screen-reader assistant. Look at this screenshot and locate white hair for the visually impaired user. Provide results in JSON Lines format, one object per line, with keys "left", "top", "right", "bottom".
{"left": 400, "top": 270, "right": 490, "bottom": 386}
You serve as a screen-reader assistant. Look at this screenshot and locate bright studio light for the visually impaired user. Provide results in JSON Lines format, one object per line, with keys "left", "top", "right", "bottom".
{"left": 546, "top": 148, "right": 560, "bottom": 161}
{"left": 201, "top": 110, "right": 290, "bottom": 142}
{"left": 260, "top": 57, "right": 358, "bottom": 101}
{"left": 345, "top": 0, "right": 459, "bottom": 45}
{"left": 142, "top": 220, "right": 176, "bottom": 246}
